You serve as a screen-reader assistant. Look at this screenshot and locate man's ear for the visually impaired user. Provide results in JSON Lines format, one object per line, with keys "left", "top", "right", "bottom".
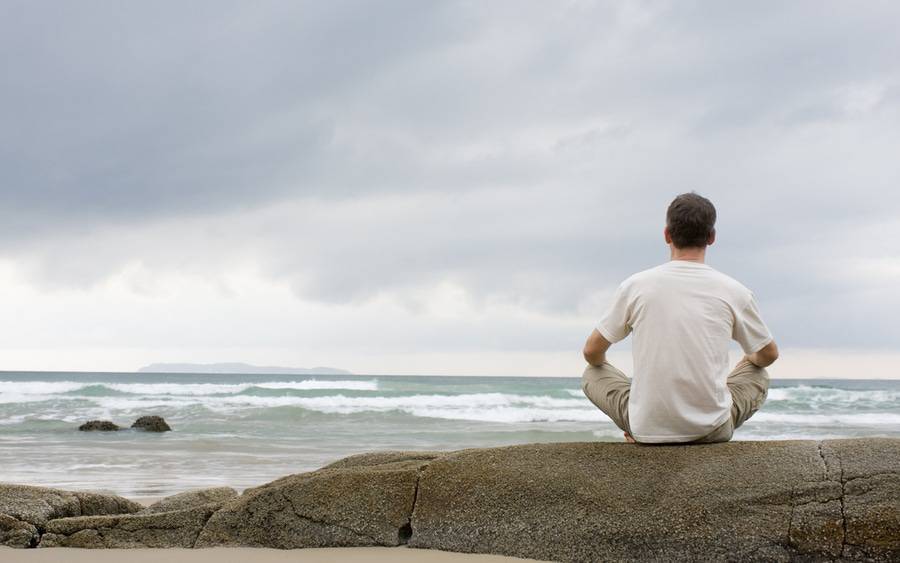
{"left": 708, "top": 229, "right": 716, "bottom": 246}
{"left": 664, "top": 226, "right": 672, "bottom": 245}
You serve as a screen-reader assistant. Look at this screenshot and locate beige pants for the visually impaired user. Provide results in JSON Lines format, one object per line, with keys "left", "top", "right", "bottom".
{"left": 581, "top": 359, "right": 769, "bottom": 443}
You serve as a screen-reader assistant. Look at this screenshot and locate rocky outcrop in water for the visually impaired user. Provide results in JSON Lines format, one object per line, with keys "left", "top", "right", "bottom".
{"left": 1, "top": 439, "right": 897, "bottom": 561}
{"left": 130, "top": 416, "right": 171, "bottom": 432}
{"left": 78, "top": 420, "right": 120, "bottom": 431}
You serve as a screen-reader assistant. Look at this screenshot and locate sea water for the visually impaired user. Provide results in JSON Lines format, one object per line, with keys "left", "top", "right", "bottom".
{"left": 1, "top": 371, "right": 898, "bottom": 498}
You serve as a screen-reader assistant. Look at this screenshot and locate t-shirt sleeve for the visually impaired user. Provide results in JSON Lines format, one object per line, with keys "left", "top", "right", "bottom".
{"left": 732, "top": 292, "right": 773, "bottom": 354}
{"left": 597, "top": 282, "right": 634, "bottom": 344}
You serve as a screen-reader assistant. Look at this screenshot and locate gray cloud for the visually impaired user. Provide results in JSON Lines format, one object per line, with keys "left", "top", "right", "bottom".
{"left": 2, "top": 1, "right": 900, "bottom": 352}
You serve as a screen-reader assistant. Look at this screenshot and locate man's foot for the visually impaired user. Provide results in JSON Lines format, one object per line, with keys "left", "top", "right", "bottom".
{"left": 624, "top": 432, "right": 636, "bottom": 443}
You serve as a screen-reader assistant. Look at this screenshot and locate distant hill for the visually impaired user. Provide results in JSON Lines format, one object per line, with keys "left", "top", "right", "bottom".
{"left": 137, "top": 362, "right": 352, "bottom": 375}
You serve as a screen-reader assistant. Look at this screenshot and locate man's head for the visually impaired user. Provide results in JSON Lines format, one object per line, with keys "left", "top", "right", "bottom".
{"left": 665, "top": 192, "right": 716, "bottom": 249}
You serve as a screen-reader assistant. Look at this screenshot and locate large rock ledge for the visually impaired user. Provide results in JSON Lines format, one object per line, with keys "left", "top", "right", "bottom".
{"left": 1, "top": 439, "right": 897, "bottom": 561}
{"left": 0, "top": 484, "right": 142, "bottom": 547}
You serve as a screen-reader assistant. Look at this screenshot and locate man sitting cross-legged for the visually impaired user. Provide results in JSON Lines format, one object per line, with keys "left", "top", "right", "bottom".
{"left": 582, "top": 192, "right": 779, "bottom": 444}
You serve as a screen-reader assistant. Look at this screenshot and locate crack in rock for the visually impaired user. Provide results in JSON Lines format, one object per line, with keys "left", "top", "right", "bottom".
{"left": 843, "top": 472, "right": 897, "bottom": 486}
{"left": 815, "top": 442, "right": 828, "bottom": 480}
{"left": 837, "top": 448, "right": 848, "bottom": 557}
{"left": 193, "top": 505, "right": 223, "bottom": 548}
{"left": 281, "top": 491, "right": 381, "bottom": 545}
{"left": 787, "top": 484, "right": 796, "bottom": 546}
{"left": 786, "top": 441, "right": 847, "bottom": 558}
{"left": 399, "top": 462, "right": 429, "bottom": 545}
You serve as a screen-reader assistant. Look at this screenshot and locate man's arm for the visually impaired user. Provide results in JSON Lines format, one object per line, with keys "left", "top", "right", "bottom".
{"left": 583, "top": 329, "right": 612, "bottom": 367}
{"left": 745, "top": 340, "right": 779, "bottom": 368}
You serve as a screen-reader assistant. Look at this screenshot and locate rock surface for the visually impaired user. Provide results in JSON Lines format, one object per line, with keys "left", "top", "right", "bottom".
{"left": 0, "top": 484, "right": 142, "bottom": 529}
{"left": 0, "top": 514, "right": 38, "bottom": 548}
{"left": 408, "top": 440, "right": 863, "bottom": 561}
{"left": 1, "top": 439, "right": 897, "bottom": 560}
{"left": 194, "top": 452, "right": 443, "bottom": 548}
{"left": 78, "top": 420, "right": 120, "bottom": 431}
{"left": 130, "top": 415, "right": 171, "bottom": 432}
{"left": 39, "top": 504, "right": 222, "bottom": 548}
{"left": 140, "top": 487, "right": 238, "bottom": 515}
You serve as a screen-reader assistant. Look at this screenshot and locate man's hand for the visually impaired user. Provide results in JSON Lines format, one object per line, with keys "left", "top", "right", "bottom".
{"left": 583, "top": 329, "right": 612, "bottom": 366}
{"left": 744, "top": 340, "right": 779, "bottom": 368}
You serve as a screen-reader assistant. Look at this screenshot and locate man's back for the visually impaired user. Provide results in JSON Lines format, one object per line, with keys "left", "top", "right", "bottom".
{"left": 597, "top": 260, "right": 773, "bottom": 442}
{"left": 582, "top": 192, "right": 778, "bottom": 444}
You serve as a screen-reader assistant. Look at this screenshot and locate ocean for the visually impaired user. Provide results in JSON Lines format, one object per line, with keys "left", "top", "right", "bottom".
{"left": 1, "top": 371, "right": 898, "bottom": 499}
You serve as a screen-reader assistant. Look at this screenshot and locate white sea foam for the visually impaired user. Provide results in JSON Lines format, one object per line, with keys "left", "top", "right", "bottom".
{"left": 400, "top": 406, "right": 603, "bottom": 423}
{"left": 255, "top": 380, "right": 378, "bottom": 391}
{"left": 16, "top": 392, "right": 602, "bottom": 424}
{"left": 0, "top": 414, "right": 27, "bottom": 425}
{"left": 752, "top": 412, "right": 900, "bottom": 425}
{"left": 766, "top": 385, "right": 900, "bottom": 405}
{"left": 0, "top": 381, "right": 88, "bottom": 401}
{"left": 0, "top": 379, "right": 379, "bottom": 402}
{"left": 103, "top": 380, "right": 379, "bottom": 395}
{"left": 570, "top": 384, "right": 900, "bottom": 406}
{"left": 2, "top": 379, "right": 897, "bottom": 426}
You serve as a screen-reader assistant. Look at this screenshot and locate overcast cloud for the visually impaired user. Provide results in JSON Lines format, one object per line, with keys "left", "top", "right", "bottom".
{"left": 2, "top": 1, "right": 899, "bottom": 375}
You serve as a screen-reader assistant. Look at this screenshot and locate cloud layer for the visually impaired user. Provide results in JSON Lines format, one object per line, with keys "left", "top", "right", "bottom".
{"left": 2, "top": 1, "right": 899, "bottom": 373}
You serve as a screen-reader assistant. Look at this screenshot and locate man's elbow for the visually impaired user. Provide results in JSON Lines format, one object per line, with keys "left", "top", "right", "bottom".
{"left": 583, "top": 329, "right": 612, "bottom": 367}
{"left": 764, "top": 341, "right": 779, "bottom": 363}
{"left": 583, "top": 347, "right": 605, "bottom": 367}
{"left": 755, "top": 341, "right": 779, "bottom": 367}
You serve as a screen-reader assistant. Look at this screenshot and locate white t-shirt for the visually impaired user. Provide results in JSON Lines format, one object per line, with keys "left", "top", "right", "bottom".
{"left": 597, "top": 260, "right": 773, "bottom": 443}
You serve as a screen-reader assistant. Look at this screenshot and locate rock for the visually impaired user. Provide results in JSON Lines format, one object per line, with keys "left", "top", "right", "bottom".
{"left": 4, "top": 439, "right": 897, "bottom": 559}
{"left": 130, "top": 415, "right": 171, "bottom": 432}
{"left": 40, "top": 503, "right": 221, "bottom": 548}
{"left": 194, "top": 452, "right": 442, "bottom": 548}
{"left": 0, "top": 484, "right": 142, "bottom": 530}
{"left": 407, "top": 439, "right": 900, "bottom": 562}
{"left": 830, "top": 439, "right": 900, "bottom": 561}
{"left": 0, "top": 514, "right": 38, "bottom": 548}
{"left": 320, "top": 451, "right": 444, "bottom": 471}
{"left": 140, "top": 487, "right": 238, "bottom": 514}
{"left": 78, "top": 420, "right": 120, "bottom": 431}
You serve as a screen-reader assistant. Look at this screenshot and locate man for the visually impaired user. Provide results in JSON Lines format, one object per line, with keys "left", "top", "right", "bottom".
{"left": 582, "top": 193, "right": 778, "bottom": 444}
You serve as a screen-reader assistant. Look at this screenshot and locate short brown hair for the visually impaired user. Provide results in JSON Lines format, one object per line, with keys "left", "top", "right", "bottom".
{"left": 666, "top": 193, "right": 716, "bottom": 248}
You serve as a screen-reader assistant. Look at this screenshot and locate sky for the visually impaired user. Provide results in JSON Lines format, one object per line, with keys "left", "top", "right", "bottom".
{"left": 1, "top": 1, "right": 899, "bottom": 378}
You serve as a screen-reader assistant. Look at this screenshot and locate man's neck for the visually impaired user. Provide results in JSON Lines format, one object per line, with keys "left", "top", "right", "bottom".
{"left": 669, "top": 246, "right": 706, "bottom": 263}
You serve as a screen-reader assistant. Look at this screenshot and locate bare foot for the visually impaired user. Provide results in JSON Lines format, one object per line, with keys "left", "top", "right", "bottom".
{"left": 624, "top": 432, "right": 636, "bottom": 443}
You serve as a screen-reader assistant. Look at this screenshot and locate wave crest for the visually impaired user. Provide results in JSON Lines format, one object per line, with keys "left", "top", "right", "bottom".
{"left": 0, "top": 379, "right": 379, "bottom": 403}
